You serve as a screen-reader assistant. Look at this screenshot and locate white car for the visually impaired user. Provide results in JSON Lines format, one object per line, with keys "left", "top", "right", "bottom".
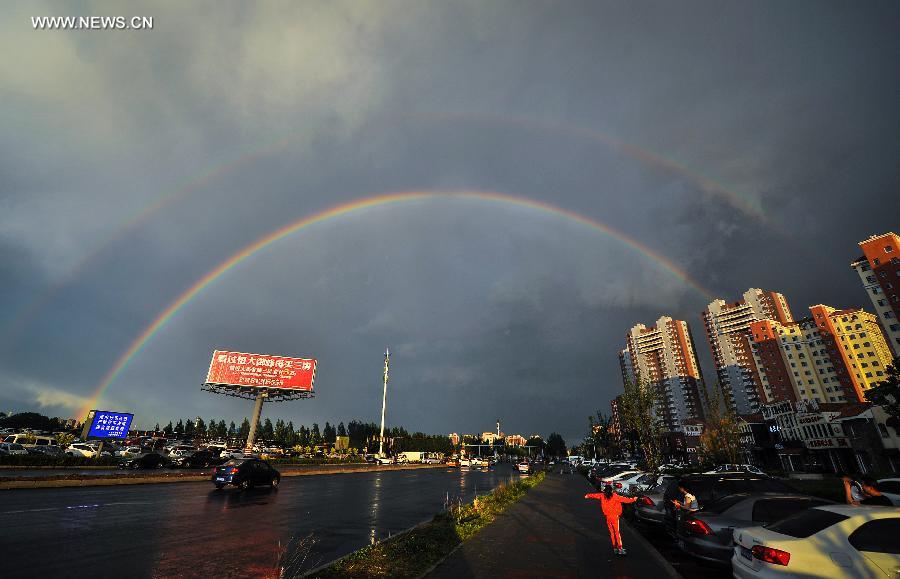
{"left": 876, "top": 478, "right": 900, "bottom": 506}
{"left": 732, "top": 505, "right": 899, "bottom": 578}
{"left": 615, "top": 472, "right": 663, "bottom": 495}
{"left": 600, "top": 470, "right": 643, "bottom": 489}
{"left": 115, "top": 446, "right": 142, "bottom": 457}
{"left": 66, "top": 443, "right": 101, "bottom": 458}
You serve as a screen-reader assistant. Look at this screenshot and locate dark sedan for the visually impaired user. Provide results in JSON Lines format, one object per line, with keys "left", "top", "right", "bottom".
{"left": 676, "top": 493, "right": 832, "bottom": 565}
{"left": 118, "top": 452, "right": 170, "bottom": 469}
{"left": 662, "top": 473, "right": 798, "bottom": 536}
{"left": 212, "top": 458, "right": 280, "bottom": 490}
{"left": 172, "top": 450, "right": 223, "bottom": 469}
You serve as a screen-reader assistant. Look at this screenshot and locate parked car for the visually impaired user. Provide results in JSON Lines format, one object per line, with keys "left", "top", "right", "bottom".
{"left": 118, "top": 452, "right": 170, "bottom": 469}
{"left": 677, "top": 493, "right": 833, "bottom": 565}
{"left": 876, "top": 478, "right": 900, "bottom": 506}
{"left": 589, "top": 463, "right": 634, "bottom": 486}
{"left": 634, "top": 477, "right": 677, "bottom": 527}
{"left": 115, "top": 446, "right": 143, "bottom": 458}
{"left": 30, "top": 445, "right": 65, "bottom": 457}
{"left": 171, "top": 450, "right": 222, "bottom": 468}
{"left": 212, "top": 458, "right": 280, "bottom": 490}
{"left": 517, "top": 461, "right": 533, "bottom": 474}
{"left": 600, "top": 470, "right": 643, "bottom": 489}
{"left": 66, "top": 443, "right": 108, "bottom": 458}
{"left": 662, "top": 473, "right": 798, "bottom": 536}
{"left": 732, "top": 505, "right": 899, "bottom": 578}
{"left": 704, "top": 464, "right": 766, "bottom": 476}
{"left": 0, "top": 442, "right": 28, "bottom": 455}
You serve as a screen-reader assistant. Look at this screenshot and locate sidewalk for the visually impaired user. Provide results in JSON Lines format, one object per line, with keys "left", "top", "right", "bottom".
{"left": 426, "top": 472, "right": 681, "bottom": 579}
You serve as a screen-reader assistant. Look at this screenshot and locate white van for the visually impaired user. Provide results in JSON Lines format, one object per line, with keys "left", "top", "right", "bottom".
{"left": 3, "top": 434, "right": 56, "bottom": 448}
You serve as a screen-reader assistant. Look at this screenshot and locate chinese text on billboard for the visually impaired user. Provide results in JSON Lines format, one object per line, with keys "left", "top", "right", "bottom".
{"left": 88, "top": 411, "right": 134, "bottom": 440}
{"left": 206, "top": 350, "right": 316, "bottom": 391}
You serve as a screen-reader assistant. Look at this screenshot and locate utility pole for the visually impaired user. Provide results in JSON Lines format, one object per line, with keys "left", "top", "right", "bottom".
{"left": 378, "top": 348, "right": 390, "bottom": 456}
{"left": 245, "top": 391, "right": 267, "bottom": 452}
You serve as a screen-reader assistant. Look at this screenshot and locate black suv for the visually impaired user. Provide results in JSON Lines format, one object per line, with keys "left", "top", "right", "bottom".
{"left": 662, "top": 473, "right": 797, "bottom": 536}
{"left": 212, "top": 458, "right": 281, "bottom": 490}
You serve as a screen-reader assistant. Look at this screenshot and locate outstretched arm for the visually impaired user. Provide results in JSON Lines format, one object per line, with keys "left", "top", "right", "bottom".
{"left": 620, "top": 495, "right": 637, "bottom": 504}
{"left": 584, "top": 493, "right": 603, "bottom": 500}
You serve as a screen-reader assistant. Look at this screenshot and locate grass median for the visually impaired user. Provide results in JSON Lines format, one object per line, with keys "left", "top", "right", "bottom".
{"left": 307, "top": 470, "right": 547, "bottom": 578}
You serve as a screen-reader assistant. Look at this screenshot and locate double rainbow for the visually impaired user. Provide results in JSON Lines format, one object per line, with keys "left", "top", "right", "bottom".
{"left": 76, "top": 190, "right": 713, "bottom": 420}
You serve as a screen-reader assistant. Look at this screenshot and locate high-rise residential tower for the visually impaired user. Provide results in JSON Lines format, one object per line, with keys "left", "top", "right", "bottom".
{"left": 850, "top": 232, "right": 900, "bottom": 356}
{"left": 702, "top": 288, "right": 793, "bottom": 415}
{"left": 749, "top": 304, "right": 894, "bottom": 405}
{"left": 625, "top": 316, "right": 705, "bottom": 431}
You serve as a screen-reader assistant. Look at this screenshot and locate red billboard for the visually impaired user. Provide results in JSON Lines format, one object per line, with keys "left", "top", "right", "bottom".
{"left": 205, "top": 350, "right": 316, "bottom": 391}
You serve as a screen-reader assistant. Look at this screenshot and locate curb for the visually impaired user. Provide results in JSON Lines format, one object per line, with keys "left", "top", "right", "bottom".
{"left": 0, "top": 463, "right": 443, "bottom": 490}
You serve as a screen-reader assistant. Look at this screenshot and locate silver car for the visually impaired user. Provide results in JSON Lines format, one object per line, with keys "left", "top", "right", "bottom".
{"left": 633, "top": 476, "right": 676, "bottom": 526}
{"left": 676, "top": 493, "right": 832, "bottom": 565}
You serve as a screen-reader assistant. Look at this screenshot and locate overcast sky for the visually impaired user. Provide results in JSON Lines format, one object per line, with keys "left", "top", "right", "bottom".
{"left": 1, "top": 1, "right": 898, "bottom": 444}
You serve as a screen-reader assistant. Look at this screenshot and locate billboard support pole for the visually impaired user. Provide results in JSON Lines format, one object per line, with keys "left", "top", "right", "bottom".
{"left": 378, "top": 348, "right": 390, "bottom": 457}
{"left": 245, "top": 391, "right": 267, "bottom": 452}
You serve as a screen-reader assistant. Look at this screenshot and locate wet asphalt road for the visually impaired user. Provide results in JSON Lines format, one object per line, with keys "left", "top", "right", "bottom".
{"left": 0, "top": 465, "right": 522, "bottom": 578}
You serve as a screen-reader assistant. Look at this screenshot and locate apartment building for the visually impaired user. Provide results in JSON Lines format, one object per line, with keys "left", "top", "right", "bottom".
{"left": 850, "top": 232, "right": 900, "bottom": 356}
{"left": 624, "top": 316, "right": 705, "bottom": 431}
{"left": 750, "top": 305, "right": 894, "bottom": 405}
{"left": 703, "top": 288, "right": 793, "bottom": 415}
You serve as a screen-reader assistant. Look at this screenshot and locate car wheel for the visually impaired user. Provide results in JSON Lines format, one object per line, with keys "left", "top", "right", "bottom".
{"left": 214, "top": 484, "right": 224, "bottom": 490}
{"left": 271, "top": 477, "right": 279, "bottom": 489}
{"left": 238, "top": 479, "right": 249, "bottom": 491}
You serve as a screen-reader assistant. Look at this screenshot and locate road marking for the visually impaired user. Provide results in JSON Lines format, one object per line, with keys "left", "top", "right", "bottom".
{"left": 0, "top": 501, "right": 150, "bottom": 515}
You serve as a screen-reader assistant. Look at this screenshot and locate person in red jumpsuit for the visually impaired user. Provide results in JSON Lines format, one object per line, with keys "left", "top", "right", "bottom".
{"left": 585, "top": 483, "right": 637, "bottom": 555}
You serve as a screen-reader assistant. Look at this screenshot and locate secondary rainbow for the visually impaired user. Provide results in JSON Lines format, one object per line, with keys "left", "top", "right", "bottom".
{"left": 77, "top": 190, "right": 714, "bottom": 420}
{"left": 7, "top": 114, "right": 759, "bottom": 342}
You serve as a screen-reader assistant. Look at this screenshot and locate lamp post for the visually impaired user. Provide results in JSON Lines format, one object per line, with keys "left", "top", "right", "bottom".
{"left": 378, "top": 348, "right": 390, "bottom": 456}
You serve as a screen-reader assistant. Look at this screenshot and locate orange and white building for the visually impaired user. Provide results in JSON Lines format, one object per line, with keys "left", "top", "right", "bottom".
{"left": 703, "top": 288, "right": 793, "bottom": 415}
{"left": 749, "top": 305, "right": 894, "bottom": 405}
{"left": 624, "top": 316, "right": 706, "bottom": 431}
{"left": 850, "top": 232, "right": 900, "bottom": 356}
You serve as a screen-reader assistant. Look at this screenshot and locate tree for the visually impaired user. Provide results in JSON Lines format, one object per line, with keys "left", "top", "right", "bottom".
{"left": 619, "top": 375, "right": 664, "bottom": 471}
{"left": 323, "top": 422, "right": 336, "bottom": 444}
{"left": 285, "top": 421, "right": 296, "bottom": 447}
{"left": 698, "top": 382, "right": 742, "bottom": 466}
{"left": 154, "top": 423, "right": 160, "bottom": 432}
{"left": 217, "top": 420, "right": 227, "bottom": 439}
{"left": 866, "top": 356, "right": 900, "bottom": 421}
{"left": 184, "top": 419, "right": 195, "bottom": 438}
{"left": 239, "top": 418, "right": 251, "bottom": 440}
{"left": 174, "top": 419, "right": 184, "bottom": 436}
{"left": 163, "top": 421, "right": 174, "bottom": 436}
{"left": 587, "top": 411, "right": 617, "bottom": 459}
{"left": 194, "top": 418, "right": 205, "bottom": 438}
{"left": 228, "top": 421, "right": 237, "bottom": 437}
{"left": 546, "top": 432, "right": 567, "bottom": 457}
{"left": 261, "top": 418, "right": 274, "bottom": 442}
{"left": 337, "top": 422, "right": 347, "bottom": 437}
{"left": 311, "top": 423, "right": 321, "bottom": 446}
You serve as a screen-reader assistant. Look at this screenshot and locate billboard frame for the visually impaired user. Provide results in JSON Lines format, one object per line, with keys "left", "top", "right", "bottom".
{"left": 200, "top": 381, "right": 314, "bottom": 402}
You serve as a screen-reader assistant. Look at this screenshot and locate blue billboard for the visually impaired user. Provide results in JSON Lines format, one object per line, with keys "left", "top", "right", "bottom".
{"left": 87, "top": 410, "right": 134, "bottom": 440}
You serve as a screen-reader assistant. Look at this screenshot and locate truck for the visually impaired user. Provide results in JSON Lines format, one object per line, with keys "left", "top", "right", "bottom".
{"left": 399, "top": 451, "right": 427, "bottom": 463}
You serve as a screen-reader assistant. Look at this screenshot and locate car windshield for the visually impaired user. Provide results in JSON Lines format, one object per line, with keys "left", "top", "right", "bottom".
{"left": 701, "top": 494, "right": 747, "bottom": 514}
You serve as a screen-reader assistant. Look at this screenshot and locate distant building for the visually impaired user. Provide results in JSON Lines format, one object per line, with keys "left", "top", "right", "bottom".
{"left": 625, "top": 316, "right": 706, "bottom": 431}
{"left": 703, "top": 288, "right": 793, "bottom": 415}
{"left": 618, "top": 349, "right": 635, "bottom": 385}
{"left": 850, "top": 232, "right": 900, "bottom": 356}
{"left": 505, "top": 434, "right": 527, "bottom": 447}
{"left": 750, "top": 305, "right": 893, "bottom": 406}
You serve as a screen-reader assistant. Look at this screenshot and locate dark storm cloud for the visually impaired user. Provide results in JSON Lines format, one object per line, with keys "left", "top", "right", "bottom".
{"left": 1, "top": 1, "right": 898, "bottom": 444}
